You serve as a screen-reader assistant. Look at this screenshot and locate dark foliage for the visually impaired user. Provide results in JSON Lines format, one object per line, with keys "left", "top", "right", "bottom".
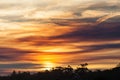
{"left": 0, "top": 63, "right": 120, "bottom": 80}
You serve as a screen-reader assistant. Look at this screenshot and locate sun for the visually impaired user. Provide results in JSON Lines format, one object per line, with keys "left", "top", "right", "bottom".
{"left": 34, "top": 54, "right": 58, "bottom": 70}
{"left": 44, "top": 61, "right": 54, "bottom": 70}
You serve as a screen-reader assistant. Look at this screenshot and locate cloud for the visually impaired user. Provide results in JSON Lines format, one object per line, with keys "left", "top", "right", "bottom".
{"left": 0, "top": 62, "right": 43, "bottom": 75}
{"left": 96, "top": 13, "right": 120, "bottom": 24}
{"left": 0, "top": 0, "right": 119, "bottom": 24}
{"left": 0, "top": 47, "right": 36, "bottom": 61}
{"left": 0, "top": 63, "right": 42, "bottom": 69}
{"left": 81, "top": 10, "right": 108, "bottom": 18}
{"left": 50, "top": 19, "right": 120, "bottom": 42}
{"left": 0, "top": 0, "right": 120, "bottom": 72}
{"left": 87, "top": 1, "right": 120, "bottom": 11}
{"left": 77, "top": 43, "right": 120, "bottom": 53}
{"left": 51, "top": 18, "right": 96, "bottom": 26}
{"left": 83, "top": 55, "right": 120, "bottom": 61}
{"left": 63, "top": 55, "right": 120, "bottom": 66}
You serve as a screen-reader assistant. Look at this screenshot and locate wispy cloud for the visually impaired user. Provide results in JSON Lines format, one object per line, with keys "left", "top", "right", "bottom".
{"left": 0, "top": 47, "right": 36, "bottom": 61}
{"left": 0, "top": 63, "right": 42, "bottom": 69}
{"left": 0, "top": 0, "right": 120, "bottom": 74}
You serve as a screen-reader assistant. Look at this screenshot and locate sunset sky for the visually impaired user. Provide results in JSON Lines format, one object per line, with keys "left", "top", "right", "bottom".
{"left": 0, "top": 0, "right": 120, "bottom": 75}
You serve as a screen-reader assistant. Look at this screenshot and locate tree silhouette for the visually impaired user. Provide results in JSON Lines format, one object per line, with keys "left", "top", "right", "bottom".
{"left": 0, "top": 63, "right": 120, "bottom": 80}
{"left": 80, "top": 63, "right": 88, "bottom": 68}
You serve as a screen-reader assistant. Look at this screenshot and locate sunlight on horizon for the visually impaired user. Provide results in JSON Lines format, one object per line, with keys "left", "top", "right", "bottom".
{"left": 0, "top": 0, "right": 120, "bottom": 75}
{"left": 43, "top": 61, "right": 54, "bottom": 70}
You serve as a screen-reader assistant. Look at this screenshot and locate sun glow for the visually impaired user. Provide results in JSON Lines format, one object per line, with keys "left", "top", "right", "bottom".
{"left": 35, "top": 54, "right": 59, "bottom": 70}
{"left": 43, "top": 61, "right": 54, "bottom": 70}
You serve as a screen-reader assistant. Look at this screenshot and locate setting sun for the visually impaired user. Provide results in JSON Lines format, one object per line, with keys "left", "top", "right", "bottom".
{"left": 43, "top": 61, "right": 54, "bottom": 70}
{"left": 0, "top": 0, "right": 119, "bottom": 77}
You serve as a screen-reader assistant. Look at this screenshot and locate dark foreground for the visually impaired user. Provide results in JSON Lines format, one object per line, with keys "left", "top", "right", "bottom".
{"left": 0, "top": 63, "right": 120, "bottom": 80}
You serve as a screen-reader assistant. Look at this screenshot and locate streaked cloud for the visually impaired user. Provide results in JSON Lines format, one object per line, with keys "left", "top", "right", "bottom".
{"left": 0, "top": 47, "right": 37, "bottom": 61}
{"left": 0, "top": 63, "right": 42, "bottom": 69}
{"left": 0, "top": 0, "right": 120, "bottom": 75}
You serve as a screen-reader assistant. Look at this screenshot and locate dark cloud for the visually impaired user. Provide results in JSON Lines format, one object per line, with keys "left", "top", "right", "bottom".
{"left": 50, "top": 21, "right": 120, "bottom": 42}
{"left": 51, "top": 18, "right": 97, "bottom": 26}
{"left": 56, "top": 43, "right": 120, "bottom": 54}
{"left": 0, "top": 63, "right": 42, "bottom": 69}
{"left": 0, "top": 69, "right": 11, "bottom": 76}
{"left": 87, "top": 1, "right": 120, "bottom": 11}
{"left": 78, "top": 43, "right": 120, "bottom": 53}
{"left": 16, "top": 34, "right": 120, "bottom": 54}
{"left": 16, "top": 35, "right": 69, "bottom": 47}
{"left": 105, "top": 15, "right": 120, "bottom": 22}
{"left": 64, "top": 43, "right": 120, "bottom": 63}
{"left": 0, "top": 47, "right": 36, "bottom": 61}
{"left": 84, "top": 55, "right": 120, "bottom": 61}
{"left": 0, "top": 47, "right": 35, "bottom": 54}
{"left": 64, "top": 55, "right": 120, "bottom": 65}
{"left": 16, "top": 20, "right": 120, "bottom": 54}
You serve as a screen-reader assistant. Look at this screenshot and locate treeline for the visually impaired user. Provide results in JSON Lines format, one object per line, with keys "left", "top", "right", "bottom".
{"left": 0, "top": 63, "right": 120, "bottom": 80}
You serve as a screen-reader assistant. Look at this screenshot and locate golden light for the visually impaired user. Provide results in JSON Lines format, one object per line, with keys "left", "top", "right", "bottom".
{"left": 39, "top": 46, "right": 80, "bottom": 52}
{"left": 43, "top": 61, "right": 54, "bottom": 70}
{"left": 33, "top": 54, "right": 60, "bottom": 70}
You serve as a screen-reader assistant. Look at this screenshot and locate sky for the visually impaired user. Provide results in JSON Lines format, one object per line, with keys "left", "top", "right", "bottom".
{"left": 0, "top": 0, "right": 120, "bottom": 75}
